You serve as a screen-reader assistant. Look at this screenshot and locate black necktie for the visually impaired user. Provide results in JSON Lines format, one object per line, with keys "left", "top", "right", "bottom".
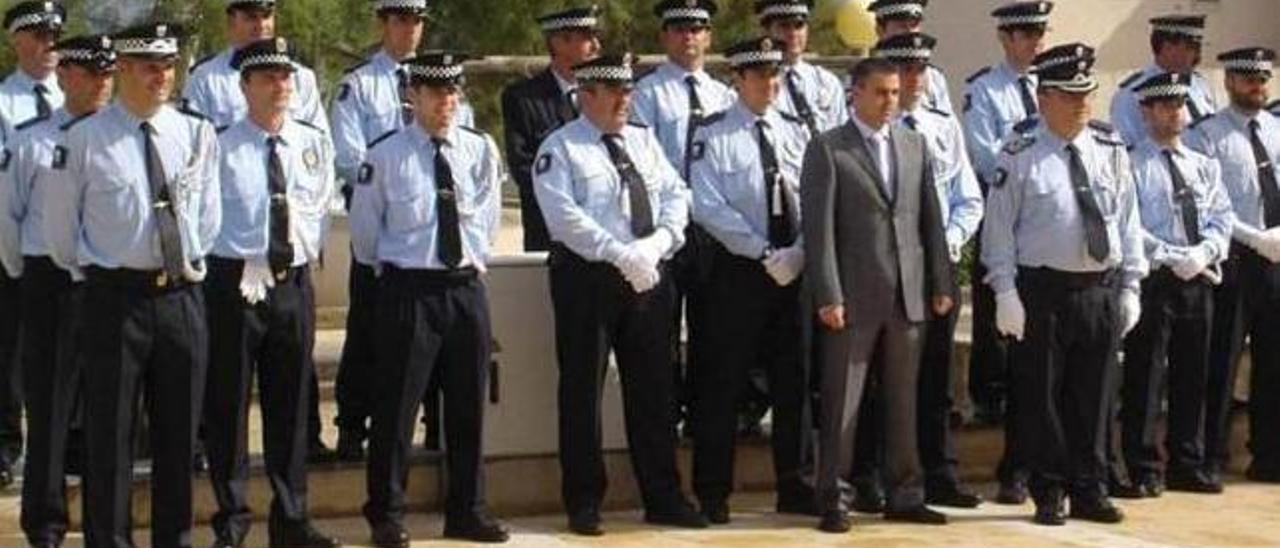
{"left": 1186, "top": 97, "right": 1204, "bottom": 122}
{"left": 785, "top": 69, "right": 819, "bottom": 135}
{"left": 1018, "top": 76, "right": 1038, "bottom": 117}
{"left": 33, "top": 83, "right": 51, "bottom": 119}
{"left": 602, "top": 134, "right": 655, "bottom": 238}
{"left": 903, "top": 114, "right": 918, "bottom": 131}
{"left": 431, "top": 137, "right": 464, "bottom": 268}
{"left": 1066, "top": 143, "right": 1110, "bottom": 262}
{"left": 396, "top": 68, "right": 413, "bottom": 125}
{"left": 756, "top": 120, "right": 795, "bottom": 247}
{"left": 141, "top": 122, "right": 186, "bottom": 281}
{"left": 682, "top": 75, "right": 704, "bottom": 180}
{"left": 1162, "top": 149, "right": 1202, "bottom": 245}
{"left": 560, "top": 88, "right": 579, "bottom": 121}
{"left": 266, "top": 136, "right": 294, "bottom": 275}
{"left": 1247, "top": 119, "right": 1280, "bottom": 228}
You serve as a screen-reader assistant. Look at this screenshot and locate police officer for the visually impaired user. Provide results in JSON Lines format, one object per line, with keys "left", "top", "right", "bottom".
{"left": 686, "top": 36, "right": 810, "bottom": 523}
{"left": 867, "top": 0, "right": 952, "bottom": 113}
{"left": 0, "top": 32, "right": 112, "bottom": 547}
{"left": 534, "top": 53, "right": 706, "bottom": 535}
{"left": 501, "top": 5, "right": 601, "bottom": 251}
{"left": 0, "top": 0, "right": 65, "bottom": 486}
{"left": 203, "top": 38, "right": 339, "bottom": 548}
{"left": 1120, "top": 72, "right": 1234, "bottom": 498}
{"left": 981, "top": 43, "right": 1146, "bottom": 526}
{"left": 1109, "top": 15, "right": 1217, "bottom": 146}
{"left": 755, "top": 0, "right": 847, "bottom": 134}
{"left": 182, "top": 0, "right": 333, "bottom": 467}
{"left": 960, "top": 0, "right": 1051, "bottom": 504}
{"left": 42, "top": 21, "right": 221, "bottom": 547}
{"left": 1184, "top": 47, "right": 1280, "bottom": 486}
{"left": 330, "top": 0, "right": 474, "bottom": 461}
{"left": 851, "top": 32, "right": 985, "bottom": 510}
{"left": 349, "top": 51, "right": 509, "bottom": 546}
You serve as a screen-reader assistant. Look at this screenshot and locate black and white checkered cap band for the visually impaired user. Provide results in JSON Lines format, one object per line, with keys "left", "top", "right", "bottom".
{"left": 729, "top": 50, "right": 784, "bottom": 68}
{"left": 1152, "top": 23, "right": 1202, "bottom": 38}
{"left": 58, "top": 48, "right": 115, "bottom": 63}
{"left": 239, "top": 52, "right": 294, "bottom": 70}
{"left": 873, "top": 47, "right": 931, "bottom": 61}
{"left": 997, "top": 13, "right": 1049, "bottom": 27}
{"left": 378, "top": 0, "right": 427, "bottom": 10}
{"left": 663, "top": 7, "right": 710, "bottom": 21}
{"left": 1040, "top": 73, "right": 1098, "bottom": 91}
{"left": 574, "top": 65, "right": 633, "bottom": 82}
{"left": 114, "top": 37, "right": 179, "bottom": 56}
{"left": 874, "top": 4, "right": 924, "bottom": 18}
{"left": 7, "top": 12, "right": 61, "bottom": 33}
{"left": 1223, "top": 59, "right": 1273, "bottom": 73}
{"left": 760, "top": 4, "right": 809, "bottom": 19}
{"left": 1136, "top": 83, "right": 1189, "bottom": 100}
{"left": 409, "top": 64, "right": 464, "bottom": 80}
{"left": 541, "top": 16, "right": 598, "bottom": 32}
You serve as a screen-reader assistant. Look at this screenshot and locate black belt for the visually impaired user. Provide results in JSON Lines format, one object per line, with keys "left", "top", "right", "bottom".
{"left": 1018, "top": 266, "right": 1118, "bottom": 290}
{"left": 85, "top": 265, "right": 192, "bottom": 292}
{"left": 381, "top": 264, "right": 478, "bottom": 289}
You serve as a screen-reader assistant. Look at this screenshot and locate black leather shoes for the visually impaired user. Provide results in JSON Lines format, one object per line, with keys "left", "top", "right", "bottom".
{"left": 817, "top": 510, "right": 851, "bottom": 533}
{"left": 995, "top": 479, "right": 1028, "bottom": 505}
{"left": 444, "top": 515, "right": 509, "bottom": 543}
{"left": 1132, "top": 474, "right": 1164, "bottom": 498}
{"left": 926, "top": 484, "right": 983, "bottom": 508}
{"left": 1166, "top": 470, "right": 1223, "bottom": 494}
{"left": 370, "top": 521, "right": 409, "bottom": 548}
{"left": 884, "top": 505, "right": 947, "bottom": 525}
{"left": 335, "top": 429, "right": 366, "bottom": 462}
{"left": 1109, "top": 479, "right": 1146, "bottom": 499}
{"left": 700, "top": 501, "right": 730, "bottom": 524}
{"left": 270, "top": 522, "right": 339, "bottom": 548}
{"left": 1069, "top": 498, "right": 1124, "bottom": 523}
{"left": 1033, "top": 502, "right": 1066, "bottom": 526}
{"left": 645, "top": 501, "right": 709, "bottom": 529}
{"left": 210, "top": 529, "right": 245, "bottom": 548}
{"left": 567, "top": 509, "right": 603, "bottom": 537}
{"left": 850, "top": 484, "right": 886, "bottom": 514}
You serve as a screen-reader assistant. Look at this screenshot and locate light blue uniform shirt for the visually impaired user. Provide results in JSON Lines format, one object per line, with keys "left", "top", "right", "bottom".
{"left": 0, "top": 70, "right": 63, "bottom": 147}
{"left": 329, "top": 50, "right": 475, "bottom": 186}
{"left": 777, "top": 60, "right": 848, "bottom": 133}
{"left": 43, "top": 102, "right": 222, "bottom": 280}
{"left": 532, "top": 117, "right": 691, "bottom": 264}
{"left": 924, "top": 65, "right": 954, "bottom": 115}
{"left": 1129, "top": 137, "right": 1234, "bottom": 267}
{"left": 0, "top": 109, "right": 70, "bottom": 276}
{"left": 688, "top": 102, "right": 808, "bottom": 259}
{"left": 214, "top": 118, "right": 335, "bottom": 264}
{"left": 1184, "top": 107, "right": 1280, "bottom": 239}
{"left": 349, "top": 123, "right": 502, "bottom": 271}
{"left": 182, "top": 47, "right": 330, "bottom": 133}
{"left": 963, "top": 60, "right": 1037, "bottom": 186}
{"left": 898, "top": 105, "right": 984, "bottom": 257}
{"left": 1109, "top": 64, "right": 1217, "bottom": 146}
{"left": 631, "top": 61, "right": 736, "bottom": 173}
{"left": 981, "top": 122, "right": 1147, "bottom": 295}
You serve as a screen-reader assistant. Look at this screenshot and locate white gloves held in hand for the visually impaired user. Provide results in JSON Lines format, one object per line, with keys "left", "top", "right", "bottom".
{"left": 763, "top": 245, "right": 805, "bottom": 287}
{"left": 1170, "top": 245, "right": 1212, "bottom": 281}
{"left": 1120, "top": 289, "right": 1142, "bottom": 336}
{"left": 995, "top": 290, "right": 1026, "bottom": 341}
{"left": 240, "top": 260, "right": 275, "bottom": 305}
{"left": 617, "top": 247, "right": 661, "bottom": 294}
{"left": 632, "top": 229, "right": 673, "bottom": 270}
{"left": 1243, "top": 227, "right": 1280, "bottom": 263}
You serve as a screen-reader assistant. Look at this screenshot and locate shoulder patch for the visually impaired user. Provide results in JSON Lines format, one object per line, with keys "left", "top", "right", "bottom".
{"left": 926, "top": 106, "right": 951, "bottom": 118}
{"left": 59, "top": 111, "right": 95, "bottom": 132}
{"left": 1012, "top": 117, "right": 1039, "bottom": 134}
{"left": 342, "top": 59, "right": 371, "bottom": 74}
{"left": 691, "top": 141, "right": 706, "bottom": 162}
{"left": 51, "top": 145, "right": 66, "bottom": 170}
{"left": 627, "top": 119, "right": 650, "bottom": 129}
{"left": 535, "top": 153, "right": 553, "bottom": 175}
{"left": 459, "top": 125, "right": 485, "bottom": 136}
{"left": 1002, "top": 134, "right": 1036, "bottom": 155}
{"left": 357, "top": 163, "right": 373, "bottom": 185}
{"left": 965, "top": 66, "right": 992, "bottom": 84}
{"left": 1118, "top": 70, "right": 1144, "bottom": 89}
{"left": 367, "top": 129, "right": 398, "bottom": 149}
{"left": 188, "top": 52, "right": 216, "bottom": 74}
{"left": 14, "top": 114, "right": 48, "bottom": 132}
{"left": 991, "top": 167, "right": 1008, "bottom": 189}
{"left": 177, "top": 104, "right": 211, "bottom": 122}
{"left": 336, "top": 83, "right": 352, "bottom": 102}
{"left": 0, "top": 149, "right": 10, "bottom": 171}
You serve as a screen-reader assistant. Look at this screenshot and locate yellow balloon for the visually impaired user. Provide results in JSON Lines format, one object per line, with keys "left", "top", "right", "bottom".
{"left": 835, "top": 0, "right": 878, "bottom": 50}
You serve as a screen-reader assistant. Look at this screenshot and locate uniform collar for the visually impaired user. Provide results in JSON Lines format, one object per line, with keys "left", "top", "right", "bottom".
{"left": 372, "top": 49, "right": 402, "bottom": 73}
{"left": 550, "top": 68, "right": 576, "bottom": 95}
{"left": 661, "top": 60, "right": 709, "bottom": 83}
{"left": 244, "top": 117, "right": 296, "bottom": 147}
{"left": 408, "top": 121, "right": 456, "bottom": 149}
{"left": 1225, "top": 104, "right": 1267, "bottom": 128}
{"left": 731, "top": 100, "right": 778, "bottom": 127}
{"left": 6, "top": 68, "right": 56, "bottom": 92}
{"left": 1039, "top": 124, "right": 1092, "bottom": 152}
{"left": 1137, "top": 135, "right": 1186, "bottom": 157}
{"left": 998, "top": 59, "right": 1029, "bottom": 78}
{"left": 109, "top": 100, "right": 167, "bottom": 129}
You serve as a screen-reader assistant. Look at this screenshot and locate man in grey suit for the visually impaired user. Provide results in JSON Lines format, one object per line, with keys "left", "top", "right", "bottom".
{"left": 802, "top": 57, "right": 954, "bottom": 533}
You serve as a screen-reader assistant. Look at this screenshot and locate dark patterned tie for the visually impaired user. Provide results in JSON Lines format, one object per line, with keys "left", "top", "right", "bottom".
{"left": 1162, "top": 149, "right": 1202, "bottom": 245}
{"left": 756, "top": 120, "right": 795, "bottom": 247}
{"left": 1066, "top": 143, "right": 1110, "bottom": 262}
{"left": 396, "top": 67, "right": 413, "bottom": 125}
{"left": 141, "top": 122, "right": 186, "bottom": 281}
{"left": 903, "top": 113, "right": 918, "bottom": 131}
{"left": 785, "top": 68, "right": 819, "bottom": 135}
{"left": 33, "top": 83, "right": 51, "bottom": 119}
{"left": 682, "top": 74, "right": 704, "bottom": 180}
{"left": 431, "top": 137, "right": 464, "bottom": 268}
{"left": 266, "top": 136, "right": 294, "bottom": 275}
{"left": 602, "top": 134, "right": 655, "bottom": 237}
{"left": 1018, "top": 76, "right": 1038, "bottom": 117}
{"left": 1247, "top": 119, "right": 1280, "bottom": 228}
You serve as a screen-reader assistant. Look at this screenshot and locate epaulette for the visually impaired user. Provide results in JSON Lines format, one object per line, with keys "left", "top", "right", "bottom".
{"left": 1002, "top": 134, "right": 1036, "bottom": 155}
{"left": 1012, "top": 117, "right": 1039, "bottom": 134}
{"left": 1267, "top": 99, "right": 1280, "bottom": 114}
{"left": 634, "top": 65, "right": 659, "bottom": 83}
{"left": 367, "top": 129, "right": 398, "bottom": 149}
{"left": 1087, "top": 119, "right": 1115, "bottom": 134}
{"left": 1118, "top": 70, "right": 1144, "bottom": 89}
{"left": 928, "top": 62, "right": 945, "bottom": 75}
{"left": 778, "top": 111, "right": 806, "bottom": 125}
{"left": 1188, "top": 112, "right": 1217, "bottom": 129}
{"left": 294, "top": 119, "right": 325, "bottom": 133}
{"left": 342, "top": 59, "right": 371, "bottom": 74}
{"left": 964, "top": 66, "right": 991, "bottom": 84}
{"left": 59, "top": 111, "right": 94, "bottom": 132}
{"left": 215, "top": 125, "right": 230, "bottom": 134}
{"left": 14, "top": 114, "right": 48, "bottom": 132}
{"left": 1090, "top": 120, "right": 1124, "bottom": 147}
{"left": 926, "top": 106, "right": 951, "bottom": 118}
{"left": 696, "top": 110, "right": 727, "bottom": 127}
{"left": 459, "top": 125, "right": 485, "bottom": 136}
{"left": 188, "top": 52, "right": 216, "bottom": 74}
{"left": 627, "top": 119, "right": 650, "bottom": 129}
{"left": 176, "top": 104, "right": 211, "bottom": 122}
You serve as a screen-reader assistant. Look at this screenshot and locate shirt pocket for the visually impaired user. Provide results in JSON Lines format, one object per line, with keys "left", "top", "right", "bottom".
{"left": 384, "top": 183, "right": 430, "bottom": 234}
{"left": 573, "top": 168, "right": 617, "bottom": 211}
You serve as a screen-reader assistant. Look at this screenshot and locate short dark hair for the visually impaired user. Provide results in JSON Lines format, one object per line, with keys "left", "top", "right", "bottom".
{"left": 848, "top": 57, "right": 898, "bottom": 88}
{"left": 1150, "top": 31, "right": 1196, "bottom": 56}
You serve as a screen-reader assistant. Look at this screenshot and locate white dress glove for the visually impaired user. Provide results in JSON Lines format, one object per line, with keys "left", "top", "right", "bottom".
{"left": 1120, "top": 289, "right": 1142, "bottom": 336}
{"left": 947, "top": 240, "right": 965, "bottom": 264}
{"left": 1171, "top": 245, "right": 1211, "bottom": 281}
{"left": 239, "top": 260, "right": 275, "bottom": 305}
{"left": 763, "top": 245, "right": 805, "bottom": 287}
{"left": 1261, "top": 228, "right": 1280, "bottom": 263}
{"left": 995, "top": 290, "right": 1026, "bottom": 341}
{"left": 616, "top": 248, "right": 660, "bottom": 293}
{"left": 632, "top": 229, "right": 673, "bottom": 269}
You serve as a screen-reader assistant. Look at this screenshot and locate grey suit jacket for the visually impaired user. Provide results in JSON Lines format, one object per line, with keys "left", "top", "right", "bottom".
{"left": 800, "top": 120, "right": 952, "bottom": 325}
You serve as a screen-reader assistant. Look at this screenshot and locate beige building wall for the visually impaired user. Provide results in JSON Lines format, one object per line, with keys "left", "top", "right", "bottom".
{"left": 923, "top": 0, "right": 1280, "bottom": 112}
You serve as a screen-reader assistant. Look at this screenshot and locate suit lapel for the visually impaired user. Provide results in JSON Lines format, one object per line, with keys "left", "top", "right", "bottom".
{"left": 534, "top": 69, "right": 576, "bottom": 123}
{"left": 844, "top": 124, "right": 893, "bottom": 208}
{"left": 889, "top": 128, "right": 910, "bottom": 208}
